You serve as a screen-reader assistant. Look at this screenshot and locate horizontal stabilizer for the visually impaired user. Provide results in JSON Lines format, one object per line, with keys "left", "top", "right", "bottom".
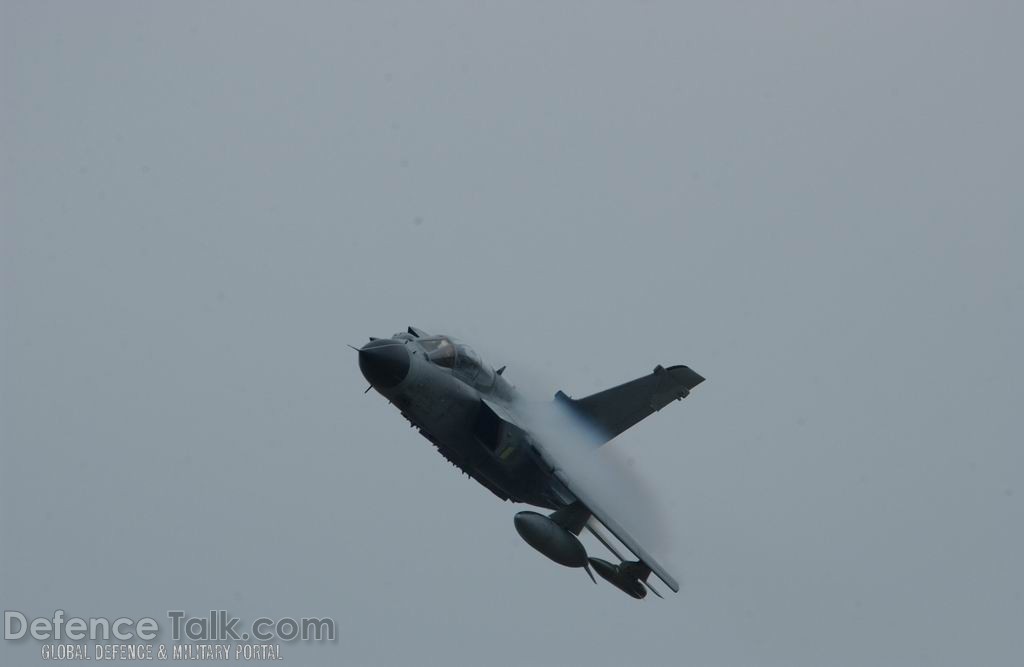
{"left": 555, "top": 365, "right": 704, "bottom": 443}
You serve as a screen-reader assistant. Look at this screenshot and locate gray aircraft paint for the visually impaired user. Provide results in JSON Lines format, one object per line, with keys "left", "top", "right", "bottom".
{"left": 356, "top": 328, "right": 701, "bottom": 593}
{"left": 356, "top": 329, "right": 700, "bottom": 594}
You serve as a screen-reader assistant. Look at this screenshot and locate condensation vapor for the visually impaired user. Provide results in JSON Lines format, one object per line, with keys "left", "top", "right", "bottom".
{"left": 460, "top": 334, "right": 674, "bottom": 564}
{"left": 513, "top": 394, "right": 673, "bottom": 560}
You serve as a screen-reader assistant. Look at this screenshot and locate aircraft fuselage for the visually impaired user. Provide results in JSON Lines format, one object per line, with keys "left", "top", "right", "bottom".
{"left": 358, "top": 330, "right": 564, "bottom": 508}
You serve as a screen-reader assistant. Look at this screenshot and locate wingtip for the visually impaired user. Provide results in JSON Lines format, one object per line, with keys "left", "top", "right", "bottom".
{"left": 665, "top": 364, "right": 705, "bottom": 389}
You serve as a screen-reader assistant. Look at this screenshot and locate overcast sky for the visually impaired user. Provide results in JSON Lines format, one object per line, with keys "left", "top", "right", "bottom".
{"left": 2, "top": 2, "right": 1022, "bottom": 666}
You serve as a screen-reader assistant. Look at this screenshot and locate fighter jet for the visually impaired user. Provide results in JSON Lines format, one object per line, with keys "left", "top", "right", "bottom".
{"left": 356, "top": 326, "right": 704, "bottom": 598}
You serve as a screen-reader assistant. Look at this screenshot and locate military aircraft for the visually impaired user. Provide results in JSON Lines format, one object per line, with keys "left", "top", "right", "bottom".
{"left": 356, "top": 326, "right": 704, "bottom": 599}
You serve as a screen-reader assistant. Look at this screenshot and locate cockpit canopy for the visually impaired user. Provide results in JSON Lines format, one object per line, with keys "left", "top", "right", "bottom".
{"left": 420, "top": 337, "right": 457, "bottom": 368}
{"left": 419, "top": 336, "right": 494, "bottom": 386}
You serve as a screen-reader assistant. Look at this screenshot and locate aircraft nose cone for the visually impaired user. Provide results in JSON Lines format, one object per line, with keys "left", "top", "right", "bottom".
{"left": 359, "top": 339, "right": 410, "bottom": 388}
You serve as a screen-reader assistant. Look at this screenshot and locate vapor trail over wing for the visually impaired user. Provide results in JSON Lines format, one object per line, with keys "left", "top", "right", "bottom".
{"left": 552, "top": 468, "right": 679, "bottom": 592}
{"left": 523, "top": 364, "right": 707, "bottom": 593}
{"left": 520, "top": 402, "right": 682, "bottom": 592}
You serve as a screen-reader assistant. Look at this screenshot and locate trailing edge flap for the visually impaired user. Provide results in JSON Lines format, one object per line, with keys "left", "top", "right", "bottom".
{"left": 555, "top": 365, "right": 704, "bottom": 444}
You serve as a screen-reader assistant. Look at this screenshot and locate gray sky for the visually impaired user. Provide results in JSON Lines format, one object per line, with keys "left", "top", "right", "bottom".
{"left": 2, "top": 2, "right": 1022, "bottom": 665}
